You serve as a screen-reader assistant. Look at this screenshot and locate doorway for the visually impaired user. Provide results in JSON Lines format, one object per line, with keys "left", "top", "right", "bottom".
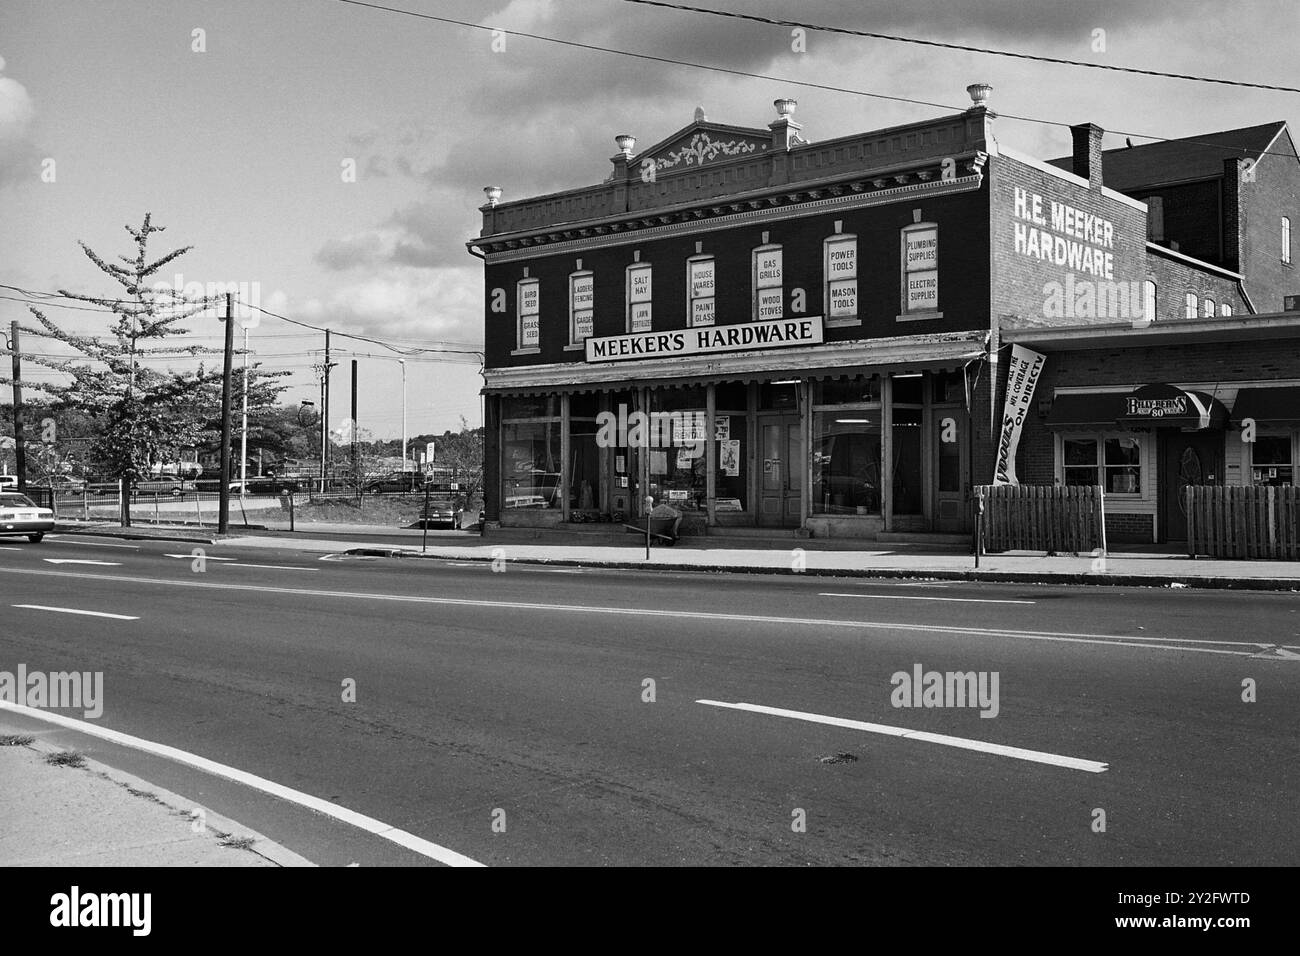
{"left": 1160, "top": 431, "right": 1223, "bottom": 541}
{"left": 932, "top": 410, "right": 967, "bottom": 532}
{"left": 759, "top": 414, "right": 801, "bottom": 527}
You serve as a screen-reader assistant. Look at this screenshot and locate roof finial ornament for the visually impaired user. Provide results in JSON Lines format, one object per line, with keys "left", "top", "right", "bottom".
{"left": 694, "top": 106, "right": 706, "bottom": 123}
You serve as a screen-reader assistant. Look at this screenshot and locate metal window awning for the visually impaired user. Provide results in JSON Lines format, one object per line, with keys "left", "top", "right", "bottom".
{"left": 1229, "top": 385, "right": 1300, "bottom": 426}
{"left": 1046, "top": 384, "right": 1229, "bottom": 430}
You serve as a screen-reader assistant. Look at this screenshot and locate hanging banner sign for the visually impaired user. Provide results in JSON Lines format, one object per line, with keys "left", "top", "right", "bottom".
{"left": 993, "top": 344, "right": 1046, "bottom": 486}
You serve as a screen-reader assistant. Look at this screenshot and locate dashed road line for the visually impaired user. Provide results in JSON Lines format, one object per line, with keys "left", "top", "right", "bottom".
{"left": 697, "top": 699, "right": 1109, "bottom": 773}
{"left": 820, "top": 592, "right": 1035, "bottom": 605}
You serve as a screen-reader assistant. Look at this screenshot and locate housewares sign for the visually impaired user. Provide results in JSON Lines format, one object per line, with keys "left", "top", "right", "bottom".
{"left": 993, "top": 344, "right": 1046, "bottom": 486}
{"left": 586, "top": 316, "right": 823, "bottom": 363}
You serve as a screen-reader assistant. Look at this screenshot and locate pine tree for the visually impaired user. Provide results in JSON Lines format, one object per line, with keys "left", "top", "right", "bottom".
{"left": 3, "top": 214, "right": 270, "bottom": 525}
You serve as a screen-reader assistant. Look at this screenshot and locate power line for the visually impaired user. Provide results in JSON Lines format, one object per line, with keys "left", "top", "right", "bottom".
{"left": 620, "top": 0, "right": 1300, "bottom": 94}
{"left": 327, "top": 0, "right": 1300, "bottom": 160}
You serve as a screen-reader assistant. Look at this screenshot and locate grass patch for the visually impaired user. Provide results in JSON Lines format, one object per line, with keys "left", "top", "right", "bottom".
{"left": 218, "top": 834, "right": 257, "bottom": 851}
{"left": 0, "top": 734, "right": 35, "bottom": 747}
{"left": 45, "top": 750, "right": 87, "bottom": 768}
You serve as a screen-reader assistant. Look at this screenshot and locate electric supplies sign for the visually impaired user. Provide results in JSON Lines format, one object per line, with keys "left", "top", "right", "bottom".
{"left": 993, "top": 345, "right": 1046, "bottom": 486}
{"left": 586, "top": 316, "right": 824, "bottom": 363}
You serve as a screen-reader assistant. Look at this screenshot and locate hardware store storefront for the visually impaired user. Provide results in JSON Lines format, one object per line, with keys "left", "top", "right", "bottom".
{"left": 483, "top": 324, "right": 988, "bottom": 536}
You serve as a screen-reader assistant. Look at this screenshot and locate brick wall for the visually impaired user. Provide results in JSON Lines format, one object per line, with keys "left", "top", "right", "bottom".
{"left": 1146, "top": 250, "right": 1245, "bottom": 319}
{"left": 1105, "top": 511, "right": 1153, "bottom": 542}
{"left": 483, "top": 187, "right": 991, "bottom": 369}
{"left": 1240, "top": 127, "right": 1300, "bottom": 313}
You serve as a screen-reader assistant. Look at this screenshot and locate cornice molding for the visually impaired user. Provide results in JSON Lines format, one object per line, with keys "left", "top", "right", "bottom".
{"left": 478, "top": 172, "right": 985, "bottom": 265}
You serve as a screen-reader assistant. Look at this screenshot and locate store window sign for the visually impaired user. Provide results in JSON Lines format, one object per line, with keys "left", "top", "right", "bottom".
{"left": 756, "top": 250, "right": 783, "bottom": 286}
{"left": 519, "top": 279, "right": 540, "bottom": 348}
{"left": 692, "top": 298, "right": 715, "bottom": 326}
{"left": 629, "top": 267, "right": 651, "bottom": 301}
{"left": 574, "top": 312, "right": 594, "bottom": 339}
{"left": 758, "top": 287, "right": 784, "bottom": 320}
{"left": 572, "top": 275, "right": 594, "bottom": 309}
{"left": 690, "top": 259, "right": 715, "bottom": 296}
{"left": 906, "top": 272, "right": 938, "bottom": 310}
{"left": 828, "top": 279, "right": 857, "bottom": 318}
{"left": 630, "top": 301, "right": 652, "bottom": 333}
{"left": 906, "top": 229, "right": 938, "bottom": 268}
{"left": 827, "top": 241, "right": 856, "bottom": 276}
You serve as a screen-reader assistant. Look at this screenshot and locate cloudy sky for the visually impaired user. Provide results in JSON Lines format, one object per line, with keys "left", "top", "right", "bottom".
{"left": 1, "top": 0, "right": 1295, "bottom": 438}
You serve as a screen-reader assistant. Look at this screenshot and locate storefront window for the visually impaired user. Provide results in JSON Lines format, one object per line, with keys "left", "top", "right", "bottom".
{"left": 891, "top": 407, "right": 923, "bottom": 514}
{"left": 568, "top": 393, "right": 601, "bottom": 514}
{"left": 647, "top": 387, "right": 707, "bottom": 512}
{"left": 1252, "top": 435, "right": 1294, "bottom": 486}
{"left": 501, "top": 419, "right": 561, "bottom": 509}
{"left": 813, "top": 410, "right": 881, "bottom": 514}
{"left": 715, "top": 383, "right": 747, "bottom": 513}
{"left": 815, "top": 376, "right": 880, "bottom": 405}
{"left": 1063, "top": 436, "right": 1143, "bottom": 493}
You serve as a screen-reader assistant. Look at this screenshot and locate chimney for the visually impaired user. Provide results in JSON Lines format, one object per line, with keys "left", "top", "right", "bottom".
{"left": 1070, "top": 123, "right": 1104, "bottom": 188}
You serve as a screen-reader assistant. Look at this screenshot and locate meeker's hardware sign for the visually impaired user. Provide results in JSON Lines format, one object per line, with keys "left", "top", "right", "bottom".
{"left": 586, "top": 316, "right": 824, "bottom": 363}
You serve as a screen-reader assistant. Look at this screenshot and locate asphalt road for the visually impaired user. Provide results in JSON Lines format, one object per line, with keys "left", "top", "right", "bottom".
{"left": 1, "top": 533, "right": 1297, "bottom": 866}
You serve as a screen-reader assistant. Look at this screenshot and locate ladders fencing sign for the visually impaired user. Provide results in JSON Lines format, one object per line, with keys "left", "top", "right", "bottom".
{"left": 994, "top": 345, "right": 1046, "bottom": 486}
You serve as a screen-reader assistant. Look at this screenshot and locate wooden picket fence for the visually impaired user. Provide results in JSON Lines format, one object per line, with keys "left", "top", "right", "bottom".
{"left": 974, "top": 484, "right": 1106, "bottom": 555}
{"left": 1185, "top": 485, "right": 1300, "bottom": 560}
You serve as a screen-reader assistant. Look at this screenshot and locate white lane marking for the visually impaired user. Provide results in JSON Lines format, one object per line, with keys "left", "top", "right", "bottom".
{"left": 225, "top": 563, "right": 318, "bottom": 572}
{"left": 165, "top": 553, "right": 237, "bottom": 561}
{"left": 46, "top": 539, "right": 139, "bottom": 549}
{"left": 0, "top": 566, "right": 1284, "bottom": 657}
{"left": 523, "top": 568, "right": 583, "bottom": 574}
{"left": 820, "top": 592, "right": 1035, "bottom": 605}
{"left": 0, "top": 700, "right": 484, "bottom": 867}
{"left": 12, "top": 604, "right": 139, "bottom": 620}
{"left": 42, "top": 559, "right": 122, "bottom": 566}
{"left": 698, "top": 699, "right": 1109, "bottom": 773}
{"left": 0, "top": 546, "right": 23, "bottom": 551}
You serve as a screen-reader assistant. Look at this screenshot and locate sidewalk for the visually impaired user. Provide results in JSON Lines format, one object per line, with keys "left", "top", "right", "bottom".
{"left": 0, "top": 718, "right": 314, "bottom": 867}
{"left": 53, "top": 521, "right": 1300, "bottom": 589}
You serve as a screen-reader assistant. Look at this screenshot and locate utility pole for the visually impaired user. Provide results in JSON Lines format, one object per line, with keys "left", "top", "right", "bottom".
{"left": 350, "top": 359, "right": 359, "bottom": 484}
{"left": 240, "top": 324, "right": 250, "bottom": 487}
{"left": 8, "top": 321, "right": 25, "bottom": 493}
{"left": 399, "top": 358, "right": 407, "bottom": 488}
{"left": 218, "top": 294, "right": 235, "bottom": 534}
{"left": 320, "top": 329, "right": 332, "bottom": 492}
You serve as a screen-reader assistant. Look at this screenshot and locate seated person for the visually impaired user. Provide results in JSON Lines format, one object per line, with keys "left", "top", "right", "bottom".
{"left": 643, "top": 495, "right": 682, "bottom": 544}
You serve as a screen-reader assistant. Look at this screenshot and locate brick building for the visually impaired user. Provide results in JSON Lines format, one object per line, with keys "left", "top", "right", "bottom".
{"left": 468, "top": 85, "right": 1298, "bottom": 542}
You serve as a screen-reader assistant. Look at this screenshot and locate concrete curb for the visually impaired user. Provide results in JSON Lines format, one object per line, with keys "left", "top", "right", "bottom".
{"left": 54, "top": 525, "right": 221, "bottom": 544}
{"left": 16, "top": 734, "right": 316, "bottom": 868}
{"left": 342, "top": 547, "right": 1300, "bottom": 591}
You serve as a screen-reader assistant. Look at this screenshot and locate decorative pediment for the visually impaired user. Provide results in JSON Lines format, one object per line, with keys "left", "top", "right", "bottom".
{"left": 636, "top": 122, "right": 769, "bottom": 173}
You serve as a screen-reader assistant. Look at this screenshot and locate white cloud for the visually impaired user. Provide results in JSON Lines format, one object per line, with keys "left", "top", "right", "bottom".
{"left": 0, "top": 68, "right": 37, "bottom": 189}
{"left": 297, "top": 266, "right": 483, "bottom": 345}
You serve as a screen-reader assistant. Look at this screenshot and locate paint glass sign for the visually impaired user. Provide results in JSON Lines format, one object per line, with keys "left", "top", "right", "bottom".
{"left": 689, "top": 258, "right": 715, "bottom": 327}
{"left": 518, "top": 279, "right": 540, "bottom": 348}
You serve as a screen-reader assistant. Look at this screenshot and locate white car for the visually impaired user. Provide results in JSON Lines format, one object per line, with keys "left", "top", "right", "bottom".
{"left": 0, "top": 475, "right": 18, "bottom": 491}
{"left": 0, "top": 492, "right": 55, "bottom": 542}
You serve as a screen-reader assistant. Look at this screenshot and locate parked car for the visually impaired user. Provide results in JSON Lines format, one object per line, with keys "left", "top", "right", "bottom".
{"left": 133, "top": 477, "right": 197, "bottom": 497}
{"left": 0, "top": 475, "right": 18, "bottom": 491}
{"left": 0, "top": 492, "right": 55, "bottom": 542}
{"left": 229, "top": 477, "right": 301, "bottom": 495}
{"left": 35, "top": 475, "right": 87, "bottom": 495}
{"left": 419, "top": 496, "right": 461, "bottom": 528}
{"left": 363, "top": 473, "right": 423, "bottom": 494}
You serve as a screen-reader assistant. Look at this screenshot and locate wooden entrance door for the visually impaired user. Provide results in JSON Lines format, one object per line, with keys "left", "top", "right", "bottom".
{"left": 1161, "top": 432, "right": 1222, "bottom": 541}
{"left": 759, "top": 415, "right": 801, "bottom": 527}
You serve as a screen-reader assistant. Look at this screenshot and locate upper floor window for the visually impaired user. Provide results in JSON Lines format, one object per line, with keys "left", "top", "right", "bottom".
{"left": 1201, "top": 297, "right": 1215, "bottom": 317}
{"left": 1184, "top": 293, "right": 1197, "bottom": 319}
{"left": 569, "top": 268, "right": 594, "bottom": 345}
{"left": 1143, "top": 280, "right": 1157, "bottom": 323}
{"left": 517, "top": 277, "right": 540, "bottom": 351}
{"left": 1220, "top": 302, "right": 1233, "bottom": 316}
{"left": 687, "top": 255, "right": 715, "bottom": 327}
{"left": 824, "top": 227, "right": 859, "bottom": 326}
{"left": 1284, "top": 216, "right": 1292, "bottom": 264}
{"left": 753, "top": 241, "right": 784, "bottom": 322}
{"left": 626, "top": 260, "right": 652, "bottom": 333}
{"left": 901, "top": 222, "right": 939, "bottom": 317}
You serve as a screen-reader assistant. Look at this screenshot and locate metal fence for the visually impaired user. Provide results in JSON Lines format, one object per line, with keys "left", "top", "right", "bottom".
{"left": 1186, "top": 485, "right": 1300, "bottom": 560}
{"left": 975, "top": 484, "right": 1106, "bottom": 555}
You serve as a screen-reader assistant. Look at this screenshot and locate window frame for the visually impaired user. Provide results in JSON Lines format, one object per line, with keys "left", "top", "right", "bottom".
{"left": 899, "top": 221, "right": 941, "bottom": 321}
{"left": 514, "top": 277, "right": 541, "bottom": 354}
{"left": 626, "top": 261, "right": 652, "bottom": 333}
{"left": 1143, "top": 279, "right": 1157, "bottom": 323}
{"left": 823, "top": 232, "right": 859, "bottom": 328}
{"left": 567, "top": 269, "right": 594, "bottom": 348}
{"left": 1247, "top": 429, "right": 1297, "bottom": 486}
{"left": 752, "top": 242, "right": 784, "bottom": 323}
{"left": 1284, "top": 216, "right": 1292, "bottom": 265}
{"left": 1057, "top": 432, "right": 1146, "bottom": 498}
{"left": 686, "top": 254, "right": 716, "bottom": 328}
